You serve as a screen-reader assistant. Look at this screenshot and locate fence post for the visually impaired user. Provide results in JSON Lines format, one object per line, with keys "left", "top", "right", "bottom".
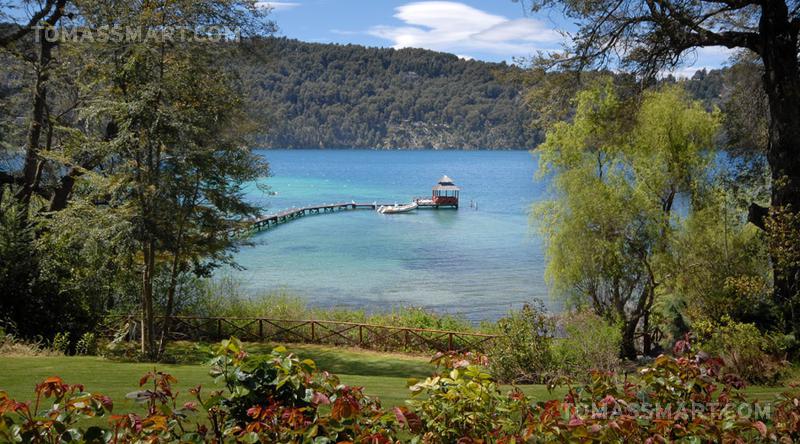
{"left": 404, "top": 329, "right": 409, "bottom": 348}
{"left": 358, "top": 325, "right": 363, "bottom": 345}
{"left": 448, "top": 333, "right": 453, "bottom": 351}
{"left": 259, "top": 319, "right": 263, "bottom": 340}
{"left": 217, "top": 319, "right": 222, "bottom": 339}
{"left": 311, "top": 321, "right": 316, "bottom": 342}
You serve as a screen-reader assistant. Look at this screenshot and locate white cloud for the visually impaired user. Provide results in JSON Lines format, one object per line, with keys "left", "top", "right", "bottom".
{"left": 331, "top": 29, "right": 358, "bottom": 36}
{"left": 472, "top": 18, "right": 561, "bottom": 44}
{"left": 368, "top": 1, "right": 562, "bottom": 57}
{"left": 666, "top": 66, "right": 711, "bottom": 79}
{"left": 663, "top": 46, "right": 738, "bottom": 78}
{"left": 256, "top": 1, "right": 301, "bottom": 11}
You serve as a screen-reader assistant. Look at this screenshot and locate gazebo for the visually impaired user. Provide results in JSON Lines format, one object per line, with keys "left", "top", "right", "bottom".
{"left": 431, "top": 175, "right": 460, "bottom": 208}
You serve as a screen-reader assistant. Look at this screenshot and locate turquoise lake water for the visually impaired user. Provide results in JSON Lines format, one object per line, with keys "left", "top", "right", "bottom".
{"left": 228, "top": 149, "right": 558, "bottom": 321}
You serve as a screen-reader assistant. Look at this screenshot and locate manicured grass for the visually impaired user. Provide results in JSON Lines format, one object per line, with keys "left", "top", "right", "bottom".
{"left": 0, "top": 344, "right": 790, "bottom": 417}
{"left": 0, "top": 344, "right": 559, "bottom": 411}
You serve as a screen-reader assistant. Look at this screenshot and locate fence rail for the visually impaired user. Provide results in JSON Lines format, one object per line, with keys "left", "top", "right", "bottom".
{"left": 108, "top": 316, "right": 499, "bottom": 354}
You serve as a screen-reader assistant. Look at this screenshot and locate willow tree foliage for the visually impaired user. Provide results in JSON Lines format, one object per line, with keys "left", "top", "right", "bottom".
{"left": 535, "top": 81, "right": 721, "bottom": 358}
{"left": 521, "top": 0, "right": 800, "bottom": 340}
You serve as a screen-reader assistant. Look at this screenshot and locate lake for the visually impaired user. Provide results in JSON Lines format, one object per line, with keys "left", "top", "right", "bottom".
{"left": 228, "top": 149, "right": 558, "bottom": 321}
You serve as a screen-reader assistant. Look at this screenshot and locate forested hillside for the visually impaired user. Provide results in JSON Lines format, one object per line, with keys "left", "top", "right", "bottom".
{"left": 0, "top": 34, "right": 730, "bottom": 151}
{"left": 237, "top": 38, "right": 537, "bottom": 149}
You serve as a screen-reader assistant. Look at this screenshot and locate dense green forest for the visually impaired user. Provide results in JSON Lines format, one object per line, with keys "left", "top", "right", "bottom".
{"left": 234, "top": 38, "right": 730, "bottom": 150}
{"left": 237, "top": 38, "right": 536, "bottom": 149}
{"left": 0, "top": 34, "right": 731, "bottom": 151}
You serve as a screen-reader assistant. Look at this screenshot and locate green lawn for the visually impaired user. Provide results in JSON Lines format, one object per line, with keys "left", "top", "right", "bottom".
{"left": 0, "top": 344, "right": 555, "bottom": 411}
{"left": 0, "top": 343, "right": 788, "bottom": 417}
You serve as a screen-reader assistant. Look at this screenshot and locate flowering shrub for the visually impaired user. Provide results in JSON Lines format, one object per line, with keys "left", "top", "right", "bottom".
{"left": 0, "top": 337, "right": 798, "bottom": 443}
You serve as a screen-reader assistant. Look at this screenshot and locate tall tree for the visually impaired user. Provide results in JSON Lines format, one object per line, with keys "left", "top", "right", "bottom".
{"left": 0, "top": 0, "right": 69, "bottom": 211}
{"left": 74, "top": 0, "right": 271, "bottom": 358}
{"left": 522, "top": 0, "right": 800, "bottom": 337}
{"left": 0, "top": 1, "right": 64, "bottom": 47}
{"left": 535, "top": 81, "right": 720, "bottom": 358}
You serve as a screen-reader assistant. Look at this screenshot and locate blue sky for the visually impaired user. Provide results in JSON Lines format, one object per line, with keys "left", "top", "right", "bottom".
{"left": 259, "top": 0, "right": 734, "bottom": 75}
{"left": 3, "top": 0, "right": 734, "bottom": 74}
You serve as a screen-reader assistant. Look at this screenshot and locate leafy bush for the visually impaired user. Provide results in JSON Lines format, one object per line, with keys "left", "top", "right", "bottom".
{"left": 534, "top": 354, "right": 767, "bottom": 442}
{"left": 52, "top": 332, "right": 70, "bottom": 354}
{"left": 75, "top": 332, "right": 97, "bottom": 356}
{"left": 204, "top": 338, "right": 399, "bottom": 442}
{"left": 402, "top": 351, "right": 531, "bottom": 443}
{"left": 1, "top": 338, "right": 399, "bottom": 443}
{"left": 488, "top": 300, "right": 555, "bottom": 383}
{"left": 401, "top": 344, "right": 791, "bottom": 442}
{"left": 768, "top": 331, "right": 799, "bottom": 360}
{"left": 3, "top": 337, "right": 798, "bottom": 442}
{"left": 773, "top": 383, "right": 800, "bottom": 440}
{"left": 553, "top": 308, "right": 621, "bottom": 380}
{"left": 694, "top": 316, "right": 787, "bottom": 384}
{"left": 0, "top": 376, "right": 113, "bottom": 442}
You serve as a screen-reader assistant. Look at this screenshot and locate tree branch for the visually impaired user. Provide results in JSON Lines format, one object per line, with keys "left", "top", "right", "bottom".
{"left": 748, "top": 202, "right": 769, "bottom": 230}
{"left": 0, "top": 0, "right": 57, "bottom": 47}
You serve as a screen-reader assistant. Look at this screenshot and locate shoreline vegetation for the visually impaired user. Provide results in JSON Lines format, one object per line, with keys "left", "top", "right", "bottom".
{"left": 155, "top": 277, "right": 484, "bottom": 334}
{"left": 4, "top": 275, "right": 791, "bottom": 388}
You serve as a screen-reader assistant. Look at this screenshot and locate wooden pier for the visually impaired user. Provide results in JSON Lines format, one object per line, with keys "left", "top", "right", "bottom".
{"left": 235, "top": 177, "right": 461, "bottom": 235}
{"left": 239, "top": 202, "right": 393, "bottom": 235}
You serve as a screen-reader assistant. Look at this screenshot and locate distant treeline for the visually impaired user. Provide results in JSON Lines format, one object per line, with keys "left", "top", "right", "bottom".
{"left": 234, "top": 38, "right": 535, "bottom": 149}
{"left": 234, "top": 38, "right": 730, "bottom": 150}
{"left": 0, "top": 34, "right": 730, "bottom": 150}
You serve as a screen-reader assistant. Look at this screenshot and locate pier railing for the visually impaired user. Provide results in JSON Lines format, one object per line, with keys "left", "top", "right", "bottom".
{"left": 109, "top": 316, "right": 499, "bottom": 354}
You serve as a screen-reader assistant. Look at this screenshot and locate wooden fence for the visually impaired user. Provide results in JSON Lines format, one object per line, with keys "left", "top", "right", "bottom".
{"left": 111, "top": 316, "right": 499, "bottom": 354}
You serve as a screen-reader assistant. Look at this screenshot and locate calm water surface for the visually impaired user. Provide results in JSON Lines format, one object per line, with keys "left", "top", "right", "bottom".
{"left": 228, "top": 149, "right": 558, "bottom": 321}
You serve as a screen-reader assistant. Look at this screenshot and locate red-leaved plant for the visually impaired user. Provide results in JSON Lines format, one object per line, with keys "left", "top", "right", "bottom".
{"left": 1, "top": 336, "right": 798, "bottom": 443}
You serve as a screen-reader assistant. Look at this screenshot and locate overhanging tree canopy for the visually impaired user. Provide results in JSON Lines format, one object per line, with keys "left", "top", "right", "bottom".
{"left": 522, "top": 0, "right": 800, "bottom": 338}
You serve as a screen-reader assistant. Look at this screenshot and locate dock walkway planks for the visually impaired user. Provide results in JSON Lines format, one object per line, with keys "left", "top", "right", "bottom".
{"left": 235, "top": 200, "right": 457, "bottom": 236}
{"left": 241, "top": 202, "right": 388, "bottom": 234}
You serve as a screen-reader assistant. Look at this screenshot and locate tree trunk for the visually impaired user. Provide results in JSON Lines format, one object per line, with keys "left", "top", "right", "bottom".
{"left": 758, "top": 0, "right": 800, "bottom": 336}
{"left": 140, "top": 240, "right": 156, "bottom": 358}
{"left": 16, "top": 26, "right": 54, "bottom": 207}
{"left": 642, "top": 310, "right": 652, "bottom": 356}
{"left": 156, "top": 249, "right": 181, "bottom": 358}
{"left": 48, "top": 171, "right": 77, "bottom": 212}
{"left": 50, "top": 122, "right": 117, "bottom": 212}
{"left": 620, "top": 318, "right": 638, "bottom": 360}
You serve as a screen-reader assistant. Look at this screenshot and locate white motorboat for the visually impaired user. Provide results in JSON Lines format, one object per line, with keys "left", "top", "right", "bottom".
{"left": 377, "top": 202, "right": 418, "bottom": 214}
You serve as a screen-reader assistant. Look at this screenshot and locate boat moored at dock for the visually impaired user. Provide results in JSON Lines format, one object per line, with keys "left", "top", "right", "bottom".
{"left": 377, "top": 202, "right": 419, "bottom": 214}
{"left": 237, "top": 175, "right": 461, "bottom": 235}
